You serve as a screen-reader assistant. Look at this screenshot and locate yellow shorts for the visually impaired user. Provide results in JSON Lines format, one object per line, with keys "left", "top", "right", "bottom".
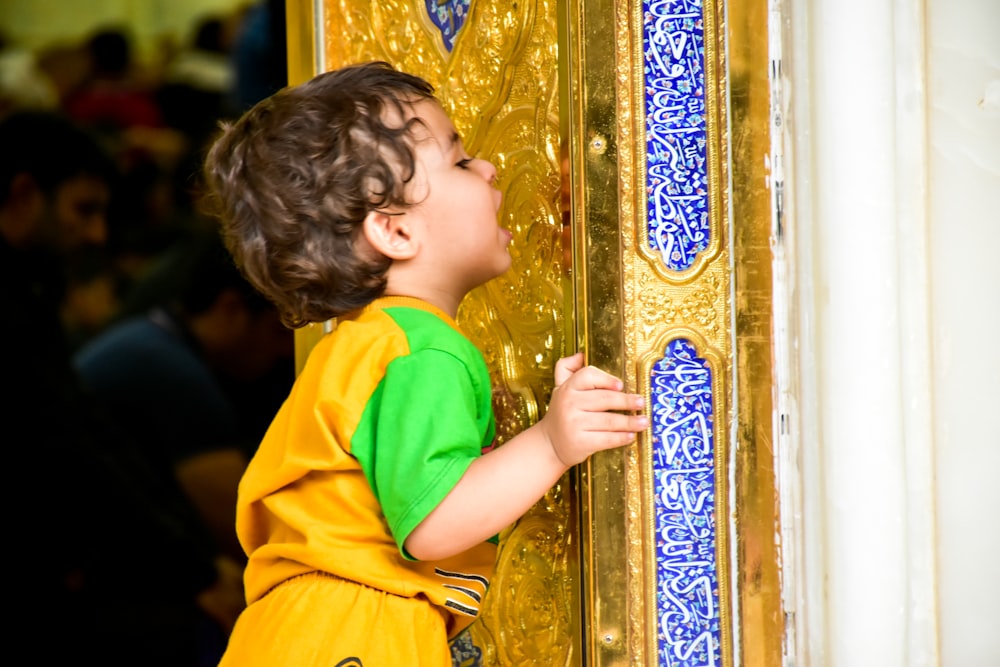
{"left": 219, "top": 573, "right": 452, "bottom": 667}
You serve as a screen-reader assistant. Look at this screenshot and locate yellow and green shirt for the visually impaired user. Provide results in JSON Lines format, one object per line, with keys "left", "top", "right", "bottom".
{"left": 236, "top": 296, "right": 499, "bottom": 637}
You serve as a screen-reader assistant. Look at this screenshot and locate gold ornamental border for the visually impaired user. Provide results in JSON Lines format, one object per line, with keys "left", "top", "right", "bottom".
{"left": 568, "top": 0, "right": 776, "bottom": 664}
{"left": 634, "top": 327, "right": 731, "bottom": 667}
{"left": 619, "top": 0, "right": 734, "bottom": 662}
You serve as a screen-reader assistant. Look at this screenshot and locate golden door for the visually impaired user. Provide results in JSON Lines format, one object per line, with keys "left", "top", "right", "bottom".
{"left": 288, "top": 1, "right": 779, "bottom": 665}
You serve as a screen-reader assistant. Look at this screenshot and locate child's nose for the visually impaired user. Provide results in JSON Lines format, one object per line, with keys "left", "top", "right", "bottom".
{"left": 481, "top": 159, "right": 498, "bottom": 186}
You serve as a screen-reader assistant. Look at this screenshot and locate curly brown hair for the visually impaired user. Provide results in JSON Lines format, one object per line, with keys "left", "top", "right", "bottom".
{"left": 202, "top": 61, "right": 435, "bottom": 327}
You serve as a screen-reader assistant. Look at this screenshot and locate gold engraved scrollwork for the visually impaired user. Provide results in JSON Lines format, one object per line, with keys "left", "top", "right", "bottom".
{"left": 320, "top": 1, "right": 575, "bottom": 664}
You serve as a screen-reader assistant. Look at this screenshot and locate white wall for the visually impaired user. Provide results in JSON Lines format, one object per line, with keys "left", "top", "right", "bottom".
{"left": 780, "top": 0, "right": 1000, "bottom": 665}
{"left": 926, "top": 0, "right": 1000, "bottom": 664}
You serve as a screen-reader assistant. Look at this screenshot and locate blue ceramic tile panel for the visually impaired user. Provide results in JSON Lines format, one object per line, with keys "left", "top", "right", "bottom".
{"left": 644, "top": 0, "right": 709, "bottom": 272}
{"left": 425, "top": 0, "right": 472, "bottom": 52}
{"left": 651, "top": 338, "right": 720, "bottom": 666}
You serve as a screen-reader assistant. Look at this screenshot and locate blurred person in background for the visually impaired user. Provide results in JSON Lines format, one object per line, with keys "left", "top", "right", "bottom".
{"left": 75, "top": 229, "right": 295, "bottom": 565}
{"left": 229, "top": 0, "right": 287, "bottom": 112}
{"left": 65, "top": 25, "right": 164, "bottom": 132}
{"left": 159, "top": 13, "right": 237, "bottom": 140}
{"left": 0, "top": 108, "right": 243, "bottom": 666}
{"left": 0, "top": 30, "right": 60, "bottom": 116}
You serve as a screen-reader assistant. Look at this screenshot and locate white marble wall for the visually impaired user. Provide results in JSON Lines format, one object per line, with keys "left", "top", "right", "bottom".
{"left": 779, "top": 0, "right": 1000, "bottom": 664}
{"left": 926, "top": 1, "right": 1000, "bottom": 664}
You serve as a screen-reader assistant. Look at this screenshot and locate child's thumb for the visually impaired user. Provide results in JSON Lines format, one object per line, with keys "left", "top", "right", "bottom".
{"left": 554, "top": 351, "right": 585, "bottom": 385}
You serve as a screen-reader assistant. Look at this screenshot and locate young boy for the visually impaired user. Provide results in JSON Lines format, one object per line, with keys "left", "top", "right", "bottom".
{"left": 202, "top": 60, "right": 648, "bottom": 666}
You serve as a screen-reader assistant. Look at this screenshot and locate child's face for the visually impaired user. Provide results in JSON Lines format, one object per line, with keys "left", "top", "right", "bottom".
{"left": 403, "top": 100, "right": 512, "bottom": 293}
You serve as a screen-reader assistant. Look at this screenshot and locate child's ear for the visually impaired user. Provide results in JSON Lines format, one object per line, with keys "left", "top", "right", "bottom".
{"left": 362, "top": 210, "right": 418, "bottom": 260}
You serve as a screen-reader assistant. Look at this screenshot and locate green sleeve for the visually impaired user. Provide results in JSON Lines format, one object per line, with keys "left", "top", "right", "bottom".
{"left": 352, "top": 348, "right": 491, "bottom": 557}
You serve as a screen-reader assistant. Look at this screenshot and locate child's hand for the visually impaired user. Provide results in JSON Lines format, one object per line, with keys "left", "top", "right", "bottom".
{"left": 405, "top": 352, "right": 647, "bottom": 560}
{"left": 540, "top": 352, "right": 648, "bottom": 467}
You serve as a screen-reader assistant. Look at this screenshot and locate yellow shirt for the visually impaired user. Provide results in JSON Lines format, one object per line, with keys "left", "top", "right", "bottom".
{"left": 236, "top": 296, "right": 498, "bottom": 638}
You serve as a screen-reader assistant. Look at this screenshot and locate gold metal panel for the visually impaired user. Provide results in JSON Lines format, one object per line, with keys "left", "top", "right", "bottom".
{"left": 728, "top": 0, "right": 784, "bottom": 664}
{"left": 566, "top": 0, "right": 780, "bottom": 664}
{"left": 559, "top": 0, "right": 628, "bottom": 664}
{"left": 285, "top": 0, "right": 320, "bottom": 86}
{"left": 287, "top": 0, "right": 782, "bottom": 663}
{"left": 567, "top": 0, "right": 734, "bottom": 661}
{"left": 624, "top": 0, "right": 734, "bottom": 661}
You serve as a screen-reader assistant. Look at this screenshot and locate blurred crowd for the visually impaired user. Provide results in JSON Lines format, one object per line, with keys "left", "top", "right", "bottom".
{"left": 0, "top": 2, "right": 292, "bottom": 665}
{"left": 1, "top": 0, "right": 286, "bottom": 347}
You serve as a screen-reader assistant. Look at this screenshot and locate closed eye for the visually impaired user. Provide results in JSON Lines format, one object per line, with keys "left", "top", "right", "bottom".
{"left": 457, "top": 157, "right": 474, "bottom": 169}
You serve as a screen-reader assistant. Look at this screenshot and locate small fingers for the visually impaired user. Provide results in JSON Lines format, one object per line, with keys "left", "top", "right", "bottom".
{"left": 586, "top": 411, "right": 649, "bottom": 434}
{"left": 570, "top": 389, "right": 644, "bottom": 414}
{"left": 580, "top": 424, "right": 645, "bottom": 454}
{"left": 554, "top": 352, "right": 585, "bottom": 385}
{"left": 564, "top": 364, "right": 626, "bottom": 391}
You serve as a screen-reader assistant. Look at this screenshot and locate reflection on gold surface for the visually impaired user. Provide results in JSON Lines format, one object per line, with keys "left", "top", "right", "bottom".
{"left": 728, "top": 0, "right": 783, "bottom": 664}
{"left": 285, "top": 0, "right": 319, "bottom": 86}
{"left": 560, "top": 0, "right": 629, "bottom": 663}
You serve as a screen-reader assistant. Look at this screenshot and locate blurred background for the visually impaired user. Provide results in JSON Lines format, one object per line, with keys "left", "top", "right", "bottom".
{"left": 0, "top": 2, "right": 292, "bottom": 664}
{"left": 1, "top": 0, "right": 287, "bottom": 342}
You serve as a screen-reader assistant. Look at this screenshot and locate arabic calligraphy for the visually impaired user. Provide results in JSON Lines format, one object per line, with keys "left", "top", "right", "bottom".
{"left": 651, "top": 338, "right": 720, "bottom": 666}
{"left": 644, "top": 0, "right": 709, "bottom": 272}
